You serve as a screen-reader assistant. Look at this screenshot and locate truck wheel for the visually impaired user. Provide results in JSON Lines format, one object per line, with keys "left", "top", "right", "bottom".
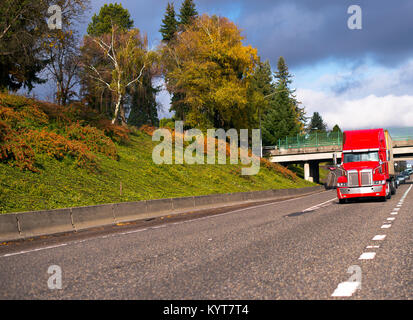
{"left": 390, "top": 180, "right": 396, "bottom": 195}
{"left": 386, "top": 182, "right": 391, "bottom": 199}
{"left": 339, "top": 199, "right": 347, "bottom": 204}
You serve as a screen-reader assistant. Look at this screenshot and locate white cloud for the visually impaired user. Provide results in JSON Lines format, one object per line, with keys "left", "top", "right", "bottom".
{"left": 297, "top": 89, "right": 413, "bottom": 130}
{"left": 296, "top": 59, "right": 413, "bottom": 130}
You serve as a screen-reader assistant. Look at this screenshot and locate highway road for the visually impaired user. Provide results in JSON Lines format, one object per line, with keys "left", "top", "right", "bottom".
{"left": 1, "top": 183, "right": 412, "bottom": 299}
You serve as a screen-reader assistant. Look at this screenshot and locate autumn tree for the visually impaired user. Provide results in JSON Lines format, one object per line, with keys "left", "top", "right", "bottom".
{"left": 162, "top": 14, "right": 259, "bottom": 130}
{"left": 43, "top": 0, "right": 90, "bottom": 105}
{"left": 82, "top": 25, "right": 156, "bottom": 125}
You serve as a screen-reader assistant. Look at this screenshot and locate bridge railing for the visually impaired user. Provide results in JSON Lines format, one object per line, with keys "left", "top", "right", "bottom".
{"left": 277, "top": 132, "right": 343, "bottom": 150}
{"left": 392, "top": 135, "right": 413, "bottom": 141}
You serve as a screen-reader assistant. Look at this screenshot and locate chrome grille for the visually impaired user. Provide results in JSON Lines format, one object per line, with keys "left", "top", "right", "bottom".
{"left": 348, "top": 170, "right": 359, "bottom": 187}
{"left": 360, "top": 169, "right": 373, "bottom": 186}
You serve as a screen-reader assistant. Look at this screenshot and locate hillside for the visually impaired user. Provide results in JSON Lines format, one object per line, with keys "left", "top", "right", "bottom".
{"left": 0, "top": 93, "right": 315, "bottom": 214}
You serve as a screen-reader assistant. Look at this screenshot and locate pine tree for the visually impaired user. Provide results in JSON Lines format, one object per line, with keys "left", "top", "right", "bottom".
{"left": 87, "top": 3, "right": 134, "bottom": 36}
{"left": 261, "top": 57, "right": 305, "bottom": 145}
{"left": 128, "top": 72, "right": 160, "bottom": 127}
{"left": 307, "top": 112, "right": 327, "bottom": 133}
{"left": 178, "top": 0, "right": 198, "bottom": 26}
{"left": 159, "top": 2, "right": 178, "bottom": 42}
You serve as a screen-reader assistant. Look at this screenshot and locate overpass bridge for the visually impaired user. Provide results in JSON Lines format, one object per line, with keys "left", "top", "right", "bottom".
{"left": 264, "top": 132, "right": 413, "bottom": 183}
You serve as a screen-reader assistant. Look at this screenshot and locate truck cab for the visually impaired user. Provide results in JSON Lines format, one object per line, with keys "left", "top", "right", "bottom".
{"left": 337, "top": 129, "right": 396, "bottom": 203}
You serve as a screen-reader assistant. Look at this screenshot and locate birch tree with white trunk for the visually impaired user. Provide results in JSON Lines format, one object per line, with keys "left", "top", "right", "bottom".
{"left": 83, "top": 25, "right": 154, "bottom": 125}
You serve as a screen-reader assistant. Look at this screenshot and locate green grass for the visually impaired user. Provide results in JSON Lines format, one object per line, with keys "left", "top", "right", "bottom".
{"left": 0, "top": 130, "right": 315, "bottom": 213}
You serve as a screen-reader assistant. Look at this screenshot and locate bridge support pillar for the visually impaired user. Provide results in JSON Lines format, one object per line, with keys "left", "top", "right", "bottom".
{"left": 310, "top": 161, "right": 320, "bottom": 184}
{"left": 304, "top": 161, "right": 319, "bottom": 183}
{"left": 304, "top": 162, "right": 310, "bottom": 181}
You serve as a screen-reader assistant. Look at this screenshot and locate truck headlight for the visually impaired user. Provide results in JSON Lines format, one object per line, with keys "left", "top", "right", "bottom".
{"left": 337, "top": 182, "right": 348, "bottom": 187}
{"left": 373, "top": 180, "right": 386, "bottom": 185}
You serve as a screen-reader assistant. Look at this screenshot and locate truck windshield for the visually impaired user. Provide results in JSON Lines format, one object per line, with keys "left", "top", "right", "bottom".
{"left": 343, "top": 151, "right": 379, "bottom": 163}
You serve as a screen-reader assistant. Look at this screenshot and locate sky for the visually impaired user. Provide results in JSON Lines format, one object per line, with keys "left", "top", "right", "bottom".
{"left": 33, "top": 0, "right": 413, "bottom": 132}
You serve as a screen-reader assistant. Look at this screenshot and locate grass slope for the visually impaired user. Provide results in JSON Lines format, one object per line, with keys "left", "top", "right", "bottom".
{"left": 0, "top": 94, "right": 315, "bottom": 214}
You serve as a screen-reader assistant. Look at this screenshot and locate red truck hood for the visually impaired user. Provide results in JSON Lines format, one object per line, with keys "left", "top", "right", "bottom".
{"left": 342, "top": 161, "right": 380, "bottom": 171}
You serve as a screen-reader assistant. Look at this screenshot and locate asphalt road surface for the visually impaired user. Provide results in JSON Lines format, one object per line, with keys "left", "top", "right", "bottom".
{"left": 1, "top": 183, "right": 412, "bottom": 299}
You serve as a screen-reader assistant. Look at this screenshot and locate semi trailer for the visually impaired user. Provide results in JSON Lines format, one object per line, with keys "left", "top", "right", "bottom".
{"left": 336, "top": 128, "right": 396, "bottom": 203}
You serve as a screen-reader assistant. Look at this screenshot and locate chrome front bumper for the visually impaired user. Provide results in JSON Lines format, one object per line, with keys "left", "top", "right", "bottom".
{"left": 339, "top": 185, "right": 383, "bottom": 195}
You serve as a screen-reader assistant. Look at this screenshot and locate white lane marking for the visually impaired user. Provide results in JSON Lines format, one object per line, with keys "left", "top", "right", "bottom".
{"left": 393, "top": 208, "right": 400, "bottom": 211}
{"left": 1, "top": 244, "right": 67, "bottom": 258}
{"left": 366, "top": 245, "right": 380, "bottom": 249}
{"left": 372, "top": 235, "right": 386, "bottom": 241}
{"left": 386, "top": 217, "right": 395, "bottom": 221}
{"left": 390, "top": 212, "right": 398, "bottom": 215}
{"left": 331, "top": 282, "right": 361, "bottom": 297}
{"left": 359, "top": 252, "right": 376, "bottom": 260}
{"left": 302, "top": 198, "right": 336, "bottom": 212}
{"left": 381, "top": 224, "right": 392, "bottom": 229}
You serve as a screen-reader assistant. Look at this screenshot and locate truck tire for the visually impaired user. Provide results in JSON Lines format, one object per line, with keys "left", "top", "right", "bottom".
{"left": 339, "top": 198, "right": 347, "bottom": 204}
{"left": 390, "top": 180, "right": 396, "bottom": 195}
{"left": 386, "top": 182, "right": 391, "bottom": 199}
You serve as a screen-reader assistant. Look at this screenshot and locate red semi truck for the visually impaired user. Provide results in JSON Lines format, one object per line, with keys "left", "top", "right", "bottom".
{"left": 336, "top": 128, "right": 396, "bottom": 203}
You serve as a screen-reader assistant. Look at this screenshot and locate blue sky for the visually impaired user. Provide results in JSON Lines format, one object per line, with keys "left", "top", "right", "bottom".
{"left": 31, "top": 0, "right": 413, "bottom": 131}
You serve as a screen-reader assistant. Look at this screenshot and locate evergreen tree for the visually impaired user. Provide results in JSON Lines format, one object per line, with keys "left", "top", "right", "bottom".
{"left": 261, "top": 82, "right": 301, "bottom": 146}
{"left": 178, "top": 0, "right": 198, "bottom": 26}
{"left": 87, "top": 3, "right": 134, "bottom": 36}
{"left": 332, "top": 124, "right": 342, "bottom": 133}
{"left": 128, "top": 72, "right": 160, "bottom": 127}
{"left": 160, "top": 2, "right": 178, "bottom": 42}
{"left": 307, "top": 112, "right": 327, "bottom": 133}
{"left": 261, "top": 57, "right": 304, "bottom": 145}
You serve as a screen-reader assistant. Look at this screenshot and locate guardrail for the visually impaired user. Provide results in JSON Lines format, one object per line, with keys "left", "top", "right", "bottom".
{"left": 0, "top": 186, "right": 324, "bottom": 243}
{"left": 276, "top": 132, "right": 413, "bottom": 150}
{"left": 392, "top": 135, "right": 413, "bottom": 141}
{"left": 277, "top": 132, "right": 343, "bottom": 150}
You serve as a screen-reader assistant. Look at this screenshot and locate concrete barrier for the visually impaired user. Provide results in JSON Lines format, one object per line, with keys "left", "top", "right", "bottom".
{"left": 194, "top": 194, "right": 227, "bottom": 207}
{"left": 0, "top": 213, "right": 20, "bottom": 242}
{"left": 17, "top": 208, "right": 73, "bottom": 238}
{"left": 146, "top": 198, "right": 173, "bottom": 213}
{"left": 114, "top": 201, "right": 147, "bottom": 224}
{"left": 72, "top": 204, "right": 114, "bottom": 231}
{"left": 0, "top": 185, "right": 324, "bottom": 242}
{"left": 172, "top": 196, "right": 195, "bottom": 211}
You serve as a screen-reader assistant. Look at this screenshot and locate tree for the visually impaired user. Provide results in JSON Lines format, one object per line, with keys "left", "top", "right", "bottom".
{"left": 261, "top": 57, "right": 305, "bottom": 145}
{"left": 307, "top": 112, "right": 327, "bottom": 133}
{"left": 162, "top": 14, "right": 259, "bottom": 130}
{"left": 332, "top": 124, "right": 342, "bottom": 133}
{"left": 43, "top": 0, "right": 90, "bottom": 105}
{"left": 0, "top": 0, "right": 89, "bottom": 92}
{"left": 127, "top": 69, "right": 160, "bottom": 127}
{"left": 87, "top": 3, "right": 133, "bottom": 36}
{"left": 274, "top": 56, "right": 306, "bottom": 131}
{"left": 160, "top": 2, "right": 178, "bottom": 42}
{"left": 0, "top": 0, "right": 51, "bottom": 91}
{"left": 82, "top": 25, "right": 156, "bottom": 125}
{"left": 44, "top": 30, "right": 80, "bottom": 105}
{"left": 178, "top": 0, "right": 198, "bottom": 27}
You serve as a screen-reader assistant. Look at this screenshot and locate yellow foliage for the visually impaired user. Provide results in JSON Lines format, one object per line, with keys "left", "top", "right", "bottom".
{"left": 163, "top": 14, "right": 260, "bottom": 130}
